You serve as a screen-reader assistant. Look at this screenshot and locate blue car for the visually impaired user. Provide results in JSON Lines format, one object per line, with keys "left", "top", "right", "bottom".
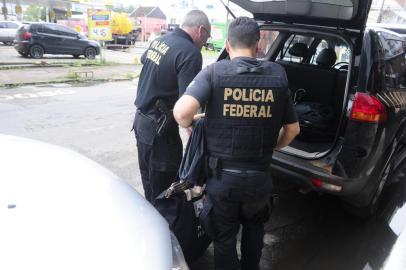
{"left": 14, "top": 23, "right": 100, "bottom": 59}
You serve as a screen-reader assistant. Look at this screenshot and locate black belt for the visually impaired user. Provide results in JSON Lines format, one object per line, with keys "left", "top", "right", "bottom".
{"left": 222, "top": 168, "right": 267, "bottom": 176}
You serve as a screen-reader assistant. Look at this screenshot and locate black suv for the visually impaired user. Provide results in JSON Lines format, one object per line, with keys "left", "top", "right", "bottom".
{"left": 227, "top": 0, "right": 406, "bottom": 216}
{"left": 14, "top": 23, "right": 100, "bottom": 59}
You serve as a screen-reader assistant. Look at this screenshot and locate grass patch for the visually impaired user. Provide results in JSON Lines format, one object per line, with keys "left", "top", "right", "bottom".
{"left": 70, "top": 59, "right": 120, "bottom": 67}
{"left": 65, "top": 71, "right": 86, "bottom": 81}
{"left": 125, "top": 71, "right": 140, "bottom": 80}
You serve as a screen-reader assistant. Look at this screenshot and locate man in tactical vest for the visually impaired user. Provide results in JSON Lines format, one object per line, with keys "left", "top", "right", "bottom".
{"left": 173, "top": 17, "right": 300, "bottom": 270}
{"left": 132, "top": 10, "right": 211, "bottom": 205}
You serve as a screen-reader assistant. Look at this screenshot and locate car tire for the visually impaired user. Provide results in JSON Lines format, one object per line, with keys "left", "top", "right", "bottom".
{"left": 73, "top": 54, "right": 80, "bottom": 59}
{"left": 4, "top": 41, "right": 13, "bottom": 46}
{"left": 29, "top": 45, "right": 44, "bottom": 59}
{"left": 84, "top": 47, "right": 96, "bottom": 59}
{"left": 344, "top": 153, "right": 401, "bottom": 218}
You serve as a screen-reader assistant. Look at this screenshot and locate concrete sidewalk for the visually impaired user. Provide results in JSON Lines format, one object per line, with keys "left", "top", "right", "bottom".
{"left": 0, "top": 64, "right": 141, "bottom": 87}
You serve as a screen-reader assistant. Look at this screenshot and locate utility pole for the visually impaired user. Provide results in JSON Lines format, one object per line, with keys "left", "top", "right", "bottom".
{"left": 2, "top": 0, "right": 7, "bottom": 20}
{"left": 377, "top": 0, "right": 386, "bottom": 23}
{"left": 227, "top": 0, "right": 230, "bottom": 23}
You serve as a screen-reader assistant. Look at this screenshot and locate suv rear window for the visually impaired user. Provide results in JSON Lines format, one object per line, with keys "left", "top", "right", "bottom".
{"left": 0, "top": 22, "right": 6, "bottom": 28}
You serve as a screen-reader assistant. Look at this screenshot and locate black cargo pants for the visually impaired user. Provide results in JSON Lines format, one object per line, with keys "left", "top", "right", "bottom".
{"left": 202, "top": 168, "right": 272, "bottom": 270}
{"left": 133, "top": 111, "right": 182, "bottom": 204}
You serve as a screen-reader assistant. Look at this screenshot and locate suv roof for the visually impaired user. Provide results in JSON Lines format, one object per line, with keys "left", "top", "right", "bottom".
{"left": 230, "top": 0, "right": 373, "bottom": 31}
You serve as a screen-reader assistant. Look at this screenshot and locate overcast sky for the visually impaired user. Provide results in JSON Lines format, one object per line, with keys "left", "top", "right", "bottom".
{"left": 114, "top": 0, "right": 250, "bottom": 22}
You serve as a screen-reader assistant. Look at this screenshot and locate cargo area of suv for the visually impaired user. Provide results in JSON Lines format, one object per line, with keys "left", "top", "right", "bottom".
{"left": 224, "top": 0, "right": 406, "bottom": 216}
{"left": 258, "top": 28, "right": 351, "bottom": 158}
{"left": 249, "top": 25, "right": 357, "bottom": 184}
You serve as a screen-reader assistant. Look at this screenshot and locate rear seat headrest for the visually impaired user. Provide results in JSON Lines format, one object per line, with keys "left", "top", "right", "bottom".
{"left": 288, "top": 43, "right": 308, "bottom": 58}
{"left": 316, "top": 48, "right": 337, "bottom": 67}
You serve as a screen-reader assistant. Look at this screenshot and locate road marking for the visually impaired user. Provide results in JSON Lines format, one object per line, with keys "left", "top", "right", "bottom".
{"left": 0, "top": 89, "right": 76, "bottom": 101}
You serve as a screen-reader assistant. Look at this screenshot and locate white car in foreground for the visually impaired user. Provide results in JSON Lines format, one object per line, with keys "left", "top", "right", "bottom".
{"left": 0, "top": 134, "right": 188, "bottom": 270}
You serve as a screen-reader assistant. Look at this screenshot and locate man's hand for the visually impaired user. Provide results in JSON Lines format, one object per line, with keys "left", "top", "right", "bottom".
{"left": 194, "top": 113, "right": 205, "bottom": 120}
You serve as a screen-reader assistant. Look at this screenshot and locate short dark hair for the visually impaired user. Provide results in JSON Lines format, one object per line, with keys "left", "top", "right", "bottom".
{"left": 227, "top": 17, "right": 260, "bottom": 48}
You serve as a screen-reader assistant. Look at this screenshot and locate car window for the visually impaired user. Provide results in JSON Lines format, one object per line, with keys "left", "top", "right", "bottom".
{"left": 379, "top": 32, "right": 406, "bottom": 89}
{"left": 277, "top": 35, "right": 313, "bottom": 63}
{"left": 0, "top": 22, "right": 6, "bottom": 28}
{"left": 38, "top": 24, "right": 58, "bottom": 35}
{"left": 311, "top": 39, "right": 350, "bottom": 66}
{"left": 380, "top": 32, "right": 405, "bottom": 57}
{"left": 311, "top": 40, "right": 329, "bottom": 64}
{"left": 57, "top": 25, "right": 77, "bottom": 38}
{"left": 256, "top": 30, "right": 279, "bottom": 58}
{"left": 6, "top": 22, "right": 19, "bottom": 29}
{"left": 28, "top": 24, "right": 37, "bottom": 32}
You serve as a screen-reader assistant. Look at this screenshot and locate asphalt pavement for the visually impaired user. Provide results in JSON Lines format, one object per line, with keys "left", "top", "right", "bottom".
{"left": 2, "top": 81, "right": 406, "bottom": 270}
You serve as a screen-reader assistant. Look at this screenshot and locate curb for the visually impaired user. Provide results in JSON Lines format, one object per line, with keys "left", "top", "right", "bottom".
{"left": 0, "top": 63, "right": 139, "bottom": 71}
{"left": 0, "top": 75, "right": 140, "bottom": 88}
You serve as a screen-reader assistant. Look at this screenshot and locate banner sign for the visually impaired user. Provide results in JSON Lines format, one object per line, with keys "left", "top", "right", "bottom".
{"left": 88, "top": 9, "right": 112, "bottom": 40}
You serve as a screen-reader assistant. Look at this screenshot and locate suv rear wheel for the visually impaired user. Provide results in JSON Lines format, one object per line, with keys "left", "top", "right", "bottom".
{"left": 345, "top": 152, "right": 405, "bottom": 218}
{"left": 84, "top": 47, "right": 96, "bottom": 59}
{"left": 29, "top": 45, "right": 44, "bottom": 59}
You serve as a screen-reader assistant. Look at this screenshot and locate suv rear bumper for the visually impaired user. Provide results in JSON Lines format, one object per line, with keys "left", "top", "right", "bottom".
{"left": 271, "top": 150, "right": 370, "bottom": 196}
{"left": 14, "top": 41, "right": 30, "bottom": 53}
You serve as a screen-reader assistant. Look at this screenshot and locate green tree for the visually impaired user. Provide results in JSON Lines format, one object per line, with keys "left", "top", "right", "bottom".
{"left": 127, "top": 5, "right": 135, "bottom": 14}
{"left": 23, "top": 5, "right": 45, "bottom": 22}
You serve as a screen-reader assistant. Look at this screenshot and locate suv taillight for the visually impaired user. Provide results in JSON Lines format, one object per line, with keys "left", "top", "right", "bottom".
{"left": 22, "top": 32, "right": 32, "bottom": 40}
{"left": 350, "top": 92, "right": 387, "bottom": 123}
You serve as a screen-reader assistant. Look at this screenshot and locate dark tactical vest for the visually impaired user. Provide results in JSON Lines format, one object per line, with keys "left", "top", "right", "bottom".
{"left": 206, "top": 59, "right": 288, "bottom": 163}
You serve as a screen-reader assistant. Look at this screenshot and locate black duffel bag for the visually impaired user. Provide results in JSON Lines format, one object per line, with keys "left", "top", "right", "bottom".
{"left": 295, "top": 101, "right": 336, "bottom": 141}
{"left": 155, "top": 185, "right": 211, "bottom": 265}
{"left": 155, "top": 119, "right": 211, "bottom": 264}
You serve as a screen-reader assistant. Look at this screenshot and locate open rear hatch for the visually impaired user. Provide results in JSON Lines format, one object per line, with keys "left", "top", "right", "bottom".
{"left": 229, "top": 0, "right": 372, "bottom": 31}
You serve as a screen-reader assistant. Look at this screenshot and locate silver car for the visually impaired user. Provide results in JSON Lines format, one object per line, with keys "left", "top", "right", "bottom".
{"left": 0, "top": 134, "right": 189, "bottom": 270}
{"left": 0, "top": 21, "right": 21, "bottom": 45}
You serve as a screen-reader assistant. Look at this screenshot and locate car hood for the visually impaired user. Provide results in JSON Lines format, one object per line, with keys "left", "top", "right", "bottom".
{"left": 230, "top": 0, "right": 372, "bottom": 31}
{"left": 0, "top": 135, "right": 172, "bottom": 270}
